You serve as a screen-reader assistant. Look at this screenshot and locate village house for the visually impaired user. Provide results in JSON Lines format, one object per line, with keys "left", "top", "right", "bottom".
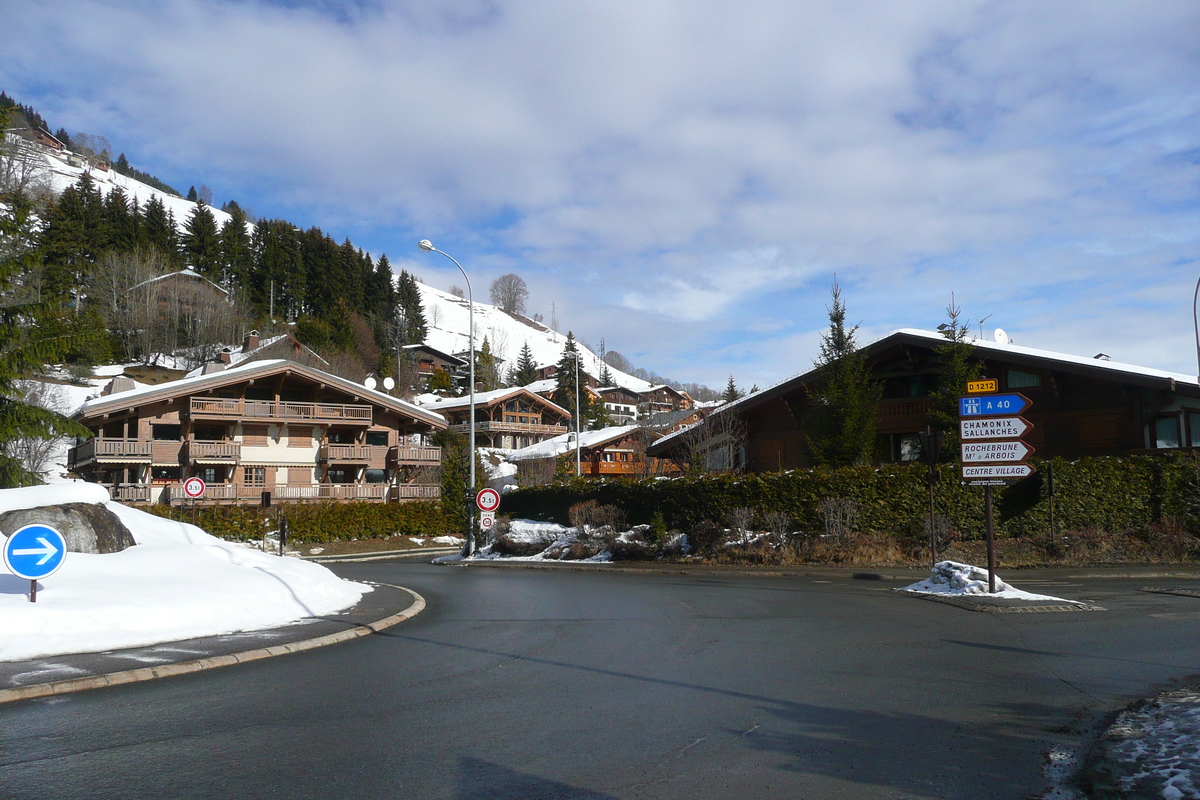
{"left": 417, "top": 387, "right": 572, "bottom": 449}
{"left": 507, "top": 425, "right": 679, "bottom": 478}
{"left": 68, "top": 359, "right": 447, "bottom": 504}
{"left": 190, "top": 330, "right": 329, "bottom": 375}
{"left": 402, "top": 344, "right": 467, "bottom": 386}
{"left": 650, "top": 329, "right": 1200, "bottom": 472}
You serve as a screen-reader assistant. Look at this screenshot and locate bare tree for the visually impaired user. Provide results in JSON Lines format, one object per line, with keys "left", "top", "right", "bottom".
{"left": 676, "top": 409, "right": 747, "bottom": 474}
{"left": 7, "top": 379, "right": 71, "bottom": 481}
{"left": 449, "top": 285, "right": 464, "bottom": 298}
{"left": 0, "top": 131, "right": 52, "bottom": 199}
{"left": 489, "top": 274, "right": 528, "bottom": 315}
{"left": 514, "top": 456, "right": 557, "bottom": 488}
{"left": 603, "top": 350, "right": 634, "bottom": 373}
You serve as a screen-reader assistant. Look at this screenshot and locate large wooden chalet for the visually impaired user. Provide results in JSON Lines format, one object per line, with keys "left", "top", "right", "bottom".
{"left": 508, "top": 425, "right": 678, "bottom": 478}
{"left": 651, "top": 329, "right": 1200, "bottom": 472}
{"left": 69, "top": 359, "right": 447, "bottom": 504}
{"left": 418, "top": 387, "right": 572, "bottom": 449}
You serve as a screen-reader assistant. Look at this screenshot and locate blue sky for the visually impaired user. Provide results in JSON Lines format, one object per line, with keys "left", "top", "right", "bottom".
{"left": 3, "top": 0, "right": 1199, "bottom": 390}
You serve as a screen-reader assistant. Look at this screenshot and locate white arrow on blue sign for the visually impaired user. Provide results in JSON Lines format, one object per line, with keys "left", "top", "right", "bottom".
{"left": 959, "top": 393, "right": 1031, "bottom": 418}
{"left": 3, "top": 524, "right": 67, "bottom": 580}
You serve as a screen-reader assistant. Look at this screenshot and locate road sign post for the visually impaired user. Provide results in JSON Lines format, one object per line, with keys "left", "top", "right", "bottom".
{"left": 3, "top": 523, "right": 67, "bottom": 603}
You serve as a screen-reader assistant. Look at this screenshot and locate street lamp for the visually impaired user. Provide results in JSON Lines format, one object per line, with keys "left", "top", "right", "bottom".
{"left": 1194, "top": 273, "right": 1200, "bottom": 382}
{"left": 418, "top": 240, "right": 476, "bottom": 557}
{"left": 567, "top": 351, "right": 582, "bottom": 477}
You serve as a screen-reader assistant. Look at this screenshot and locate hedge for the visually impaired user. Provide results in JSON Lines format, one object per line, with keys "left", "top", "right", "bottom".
{"left": 147, "top": 500, "right": 457, "bottom": 543}
{"left": 500, "top": 454, "right": 1200, "bottom": 539}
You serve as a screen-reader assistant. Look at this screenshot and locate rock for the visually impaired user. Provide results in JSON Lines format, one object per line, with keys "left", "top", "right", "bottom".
{"left": 0, "top": 503, "right": 136, "bottom": 554}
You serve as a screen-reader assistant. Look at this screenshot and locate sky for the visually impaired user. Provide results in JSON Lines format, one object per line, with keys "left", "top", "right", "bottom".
{"left": 2, "top": 0, "right": 1199, "bottom": 390}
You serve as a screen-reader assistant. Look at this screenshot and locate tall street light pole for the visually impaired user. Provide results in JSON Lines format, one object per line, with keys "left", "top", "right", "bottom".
{"left": 418, "top": 240, "right": 476, "bottom": 557}
{"left": 1194, "top": 274, "right": 1200, "bottom": 382}
{"left": 570, "top": 351, "right": 582, "bottom": 477}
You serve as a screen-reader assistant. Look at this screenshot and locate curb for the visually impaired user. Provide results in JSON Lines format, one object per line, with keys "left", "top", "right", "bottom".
{"left": 306, "top": 547, "right": 460, "bottom": 564}
{"left": 0, "top": 583, "right": 425, "bottom": 705}
{"left": 893, "top": 588, "right": 1105, "bottom": 613}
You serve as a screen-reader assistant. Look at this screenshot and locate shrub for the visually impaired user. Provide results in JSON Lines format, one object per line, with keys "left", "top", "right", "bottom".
{"left": 568, "top": 500, "right": 625, "bottom": 532}
{"left": 147, "top": 500, "right": 455, "bottom": 543}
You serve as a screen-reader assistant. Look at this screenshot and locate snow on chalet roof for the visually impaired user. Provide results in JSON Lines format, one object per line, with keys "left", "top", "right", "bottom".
{"left": 417, "top": 387, "right": 571, "bottom": 417}
{"left": 131, "top": 268, "right": 229, "bottom": 295}
{"left": 76, "top": 359, "right": 446, "bottom": 427}
{"left": 182, "top": 334, "right": 328, "bottom": 378}
{"left": 507, "top": 425, "right": 642, "bottom": 461}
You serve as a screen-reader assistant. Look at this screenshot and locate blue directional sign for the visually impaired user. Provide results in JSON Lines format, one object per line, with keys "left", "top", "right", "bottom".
{"left": 959, "top": 393, "right": 1031, "bottom": 418}
{"left": 3, "top": 524, "right": 67, "bottom": 581}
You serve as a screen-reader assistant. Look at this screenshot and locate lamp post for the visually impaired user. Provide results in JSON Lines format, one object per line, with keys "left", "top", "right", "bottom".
{"left": 418, "top": 240, "right": 476, "bottom": 556}
{"left": 568, "top": 351, "right": 582, "bottom": 477}
{"left": 1194, "top": 274, "right": 1200, "bottom": 382}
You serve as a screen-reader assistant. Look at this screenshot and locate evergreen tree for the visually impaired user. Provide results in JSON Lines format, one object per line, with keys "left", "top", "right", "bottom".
{"left": 804, "top": 279, "right": 881, "bottom": 467}
{"left": 598, "top": 338, "right": 613, "bottom": 386}
{"left": 39, "top": 174, "right": 104, "bottom": 305}
{"left": 432, "top": 429, "right": 486, "bottom": 540}
{"left": 141, "top": 195, "right": 179, "bottom": 261}
{"left": 512, "top": 341, "right": 540, "bottom": 386}
{"left": 722, "top": 376, "right": 742, "bottom": 403}
{"left": 393, "top": 269, "right": 427, "bottom": 345}
{"left": 218, "top": 205, "right": 253, "bottom": 290}
{"left": 930, "top": 297, "right": 983, "bottom": 459}
{"left": 555, "top": 332, "right": 601, "bottom": 427}
{"left": 475, "top": 336, "right": 500, "bottom": 390}
{"left": 186, "top": 186, "right": 198, "bottom": 202}
{"left": 252, "top": 219, "right": 303, "bottom": 320}
{"left": 102, "top": 188, "right": 138, "bottom": 254}
{"left": 181, "top": 202, "right": 221, "bottom": 277}
{"left": 0, "top": 114, "right": 91, "bottom": 484}
{"left": 55, "top": 128, "right": 73, "bottom": 150}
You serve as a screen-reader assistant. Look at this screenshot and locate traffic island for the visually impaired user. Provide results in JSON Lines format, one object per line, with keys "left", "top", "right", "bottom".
{"left": 0, "top": 582, "right": 425, "bottom": 704}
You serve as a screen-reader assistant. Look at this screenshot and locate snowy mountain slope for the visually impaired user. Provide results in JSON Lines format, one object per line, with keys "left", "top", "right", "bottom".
{"left": 35, "top": 143, "right": 235, "bottom": 231}
{"left": 417, "top": 283, "right": 654, "bottom": 393}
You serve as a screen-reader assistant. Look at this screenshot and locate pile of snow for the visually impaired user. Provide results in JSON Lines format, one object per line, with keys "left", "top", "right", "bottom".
{"left": 1090, "top": 689, "right": 1200, "bottom": 800}
{"left": 0, "top": 484, "right": 370, "bottom": 661}
{"left": 902, "top": 561, "right": 1082, "bottom": 603}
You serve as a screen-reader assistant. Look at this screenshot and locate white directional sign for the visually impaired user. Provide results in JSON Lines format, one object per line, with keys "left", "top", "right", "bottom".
{"left": 3, "top": 524, "right": 67, "bottom": 581}
{"left": 960, "top": 417, "right": 1031, "bottom": 440}
{"left": 962, "top": 463, "right": 1035, "bottom": 480}
{"left": 961, "top": 440, "right": 1035, "bottom": 463}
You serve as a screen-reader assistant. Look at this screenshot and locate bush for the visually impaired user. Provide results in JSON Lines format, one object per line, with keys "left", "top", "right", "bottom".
{"left": 147, "top": 501, "right": 455, "bottom": 543}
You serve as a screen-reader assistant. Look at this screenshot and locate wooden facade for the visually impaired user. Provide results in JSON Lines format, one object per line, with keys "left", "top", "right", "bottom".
{"left": 420, "top": 387, "right": 572, "bottom": 449}
{"left": 69, "top": 360, "right": 446, "bottom": 504}
{"left": 652, "top": 329, "right": 1200, "bottom": 472}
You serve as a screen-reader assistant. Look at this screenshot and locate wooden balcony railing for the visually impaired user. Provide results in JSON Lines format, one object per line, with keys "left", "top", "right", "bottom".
{"left": 319, "top": 444, "right": 373, "bottom": 462}
{"left": 190, "top": 397, "right": 373, "bottom": 424}
{"left": 164, "top": 482, "right": 440, "bottom": 502}
{"left": 450, "top": 421, "right": 567, "bottom": 435}
{"left": 390, "top": 446, "right": 442, "bottom": 464}
{"left": 69, "top": 438, "right": 154, "bottom": 467}
{"left": 876, "top": 398, "right": 935, "bottom": 420}
{"left": 101, "top": 484, "right": 153, "bottom": 502}
{"left": 393, "top": 483, "right": 441, "bottom": 500}
{"left": 187, "top": 440, "right": 241, "bottom": 460}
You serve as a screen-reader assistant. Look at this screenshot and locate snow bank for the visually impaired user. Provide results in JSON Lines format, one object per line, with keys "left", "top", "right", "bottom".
{"left": 902, "top": 561, "right": 1082, "bottom": 603}
{"left": 0, "top": 497, "right": 370, "bottom": 661}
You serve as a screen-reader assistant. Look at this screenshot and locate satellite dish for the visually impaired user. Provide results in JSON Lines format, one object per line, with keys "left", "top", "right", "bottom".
{"left": 993, "top": 328, "right": 1009, "bottom": 344}
{"left": 383, "top": 377, "right": 395, "bottom": 390}
{"left": 364, "top": 377, "right": 377, "bottom": 390}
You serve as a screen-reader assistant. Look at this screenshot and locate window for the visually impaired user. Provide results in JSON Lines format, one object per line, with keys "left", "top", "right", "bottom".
{"left": 152, "top": 466, "right": 181, "bottom": 482}
{"left": 194, "top": 425, "right": 226, "bottom": 441}
{"left": 242, "top": 425, "right": 269, "bottom": 446}
{"left": 1191, "top": 412, "right": 1200, "bottom": 448}
{"left": 1153, "top": 416, "right": 1181, "bottom": 449}
{"left": 881, "top": 376, "right": 936, "bottom": 399}
{"left": 1007, "top": 369, "right": 1041, "bottom": 389}
{"left": 288, "top": 467, "right": 312, "bottom": 485}
{"left": 152, "top": 424, "right": 181, "bottom": 441}
{"left": 365, "top": 469, "right": 387, "bottom": 484}
{"left": 326, "top": 468, "right": 352, "bottom": 484}
{"left": 199, "top": 466, "right": 222, "bottom": 484}
{"left": 891, "top": 433, "right": 922, "bottom": 462}
{"left": 245, "top": 387, "right": 272, "bottom": 401}
{"left": 602, "top": 452, "right": 614, "bottom": 462}
{"left": 365, "top": 431, "right": 389, "bottom": 447}
{"left": 327, "top": 428, "right": 354, "bottom": 444}
{"left": 243, "top": 466, "right": 266, "bottom": 486}
{"left": 289, "top": 426, "right": 312, "bottom": 447}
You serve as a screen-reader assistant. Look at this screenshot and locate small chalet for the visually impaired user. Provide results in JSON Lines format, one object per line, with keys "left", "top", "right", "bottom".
{"left": 507, "top": 425, "right": 678, "bottom": 478}
{"left": 189, "top": 330, "right": 329, "bottom": 376}
{"left": 417, "top": 387, "right": 572, "bottom": 449}
{"left": 69, "top": 359, "right": 447, "bottom": 504}
{"left": 523, "top": 378, "right": 604, "bottom": 414}
{"left": 650, "top": 328, "right": 1200, "bottom": 472}
{"left": 598, "top": 386, "right": 641, "bottom": 424}
{"left": 402, "top": 344, "right": 466, "bottom": 384}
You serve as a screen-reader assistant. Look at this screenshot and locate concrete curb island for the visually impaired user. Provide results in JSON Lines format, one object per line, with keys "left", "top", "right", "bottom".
{"left": 0, "top": 583, "right": 426, "bottom": 705}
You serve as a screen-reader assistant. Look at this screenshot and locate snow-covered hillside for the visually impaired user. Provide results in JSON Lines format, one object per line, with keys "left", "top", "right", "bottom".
{"left": 418, "top": 283, "right": 654, "bottom": 393}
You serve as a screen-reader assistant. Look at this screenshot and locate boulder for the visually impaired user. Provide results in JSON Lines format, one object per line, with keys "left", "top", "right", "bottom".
{"left": 0, "top": 503, "right": 136, "bottom": 554}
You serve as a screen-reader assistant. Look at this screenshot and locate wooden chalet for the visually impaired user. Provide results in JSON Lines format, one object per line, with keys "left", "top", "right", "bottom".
{"left": 650, "top": 328, "right": 1200, "bottom": 472}
{"left": 507, "top": 425, "right": 679, "bottom": 478}
{"left": 69, "top": 359, "right": 447, "bottom": 504}
{"left": 418, "top": 387, "right": 572, "bottom": 449}
{"left": 191, "top": 330, "right": 329, "bottom": 376}
{"left": 402, "top": 344, "right": 466, "bottom": 383}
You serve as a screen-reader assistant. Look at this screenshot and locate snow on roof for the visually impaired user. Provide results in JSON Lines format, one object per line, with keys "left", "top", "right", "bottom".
{"left": 417, "top": 386, "right": 571, "bottom": 417}
{"left": 77, "top": 359, "right": 446, "bottom": 426}
{"left": 181, "top": 333, "right": 327, "bottom": 378}
{"left": 523, "top": 378, "right": 558, "bottom": 394}
{"left": 131, "top": 267, "right": 229, "bottom": 295}
{"left": 506, "top": 425, "right": 642, "bottom": 461}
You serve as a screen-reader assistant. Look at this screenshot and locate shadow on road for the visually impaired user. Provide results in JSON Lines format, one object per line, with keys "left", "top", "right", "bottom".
{"left": 456, "top": 757, "right": 619, "bottom": 800}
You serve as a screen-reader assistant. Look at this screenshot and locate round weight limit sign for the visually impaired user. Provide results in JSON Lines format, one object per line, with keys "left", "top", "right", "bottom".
{"left": 476, "top": 488, "right": 500, "bottom": 512}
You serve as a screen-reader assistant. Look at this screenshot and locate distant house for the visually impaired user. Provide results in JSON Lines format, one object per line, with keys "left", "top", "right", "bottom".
{"left": 417, "top": 387, "right": 572, "bottom": 449}
{"left": 523, "top": 378, "right": 604, "bottom": 414}
{"left": 4, "top": 124, "right": 64, "bottom": 151}
{"left": 189, "top": 330, "right": 329, "bottom": 376}
{"left": 133, "top": 268, "right": 230, "bottom": 314}
{"left": 650, "top": 328, "right": 1200, "bottom": 472}
{"left": 69, "top": 359, "right": 447, "bottom": 504}
{"left": 403, "top": 344, "right": 467, "bottom": 384}
{"left": 598, "top": 386, "right": 641, "bottom": 424}
{"left": 507, "top": 425, "right": 678, "bottom": 478}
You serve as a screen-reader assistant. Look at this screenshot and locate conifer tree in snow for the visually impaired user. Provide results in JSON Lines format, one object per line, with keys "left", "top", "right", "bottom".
{"left": 723, "top": 376, "right": 742, "bottom": 403}
{"left": 182, "top": 202, "right": 221, "bottom": 278}
{"left": 218, "top": 205, "right": 253, "bottom": 290}
{"left": 186, "top": 185, "right": 198, "bottom": 202}
{"left": 141, "top": 196, "right": 179, "bottom": 262}
{"left": 512, "top": 341, "right": 540, "bottom": 387}
{"left": 930, "top": 296, "right": 982, "bottom": 458}
{"left": 598, "top": 338, "right": 613, "bottom": 387}
{"left": 804, "top": 279, "right": 880, "bottom": 467}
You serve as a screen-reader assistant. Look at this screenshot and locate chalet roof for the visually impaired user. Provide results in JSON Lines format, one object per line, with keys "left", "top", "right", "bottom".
{"left": 720, "top": 328, "right": 1200, "bottom": 418}
{"left": 506, "top": 425, "right": 642, "bottom": 461}
{"left": 75, "top": 359, "right": 447, "bottom": 428}
{"left": 131, "top": 268, "right": 230, "bottom": 297}
{"left": 402, "top": 343, "right": 466, "bottom": 367}
{"left": 417, "top": 386, "right": 571, "bottom": 418}
{"left": 183, "top": 333, "right": 329, "bottom": 377}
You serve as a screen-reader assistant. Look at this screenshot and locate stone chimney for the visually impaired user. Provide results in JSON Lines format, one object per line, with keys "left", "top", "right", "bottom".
{"left": 243, "top": 330, "right": 260, "bottom": 352}
{"left": 101, "top": 376, "right": 137, "bottom": 396}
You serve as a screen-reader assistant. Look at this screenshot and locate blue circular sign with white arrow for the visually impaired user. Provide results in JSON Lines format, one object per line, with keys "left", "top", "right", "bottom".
{"left": 3, "top": 524, "right": 67, "bottom": 581}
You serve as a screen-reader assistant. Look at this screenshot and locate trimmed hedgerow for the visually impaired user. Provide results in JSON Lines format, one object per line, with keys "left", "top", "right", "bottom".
{"left": 146, "top": 501, "right": 456, "bottom": 543}
{"left": 501, "top": 454, "right": 1200, "bottom": 541}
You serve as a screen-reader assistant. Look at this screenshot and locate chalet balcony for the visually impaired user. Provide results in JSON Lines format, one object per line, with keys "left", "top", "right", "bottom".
{"left": 450, "top": 421, "right": 567, "bottom": 436}
{"left": 186, "top": 440, "right": 241, "bottom": 462}
{"left": 164, "top": 482, "right": 440, "bottom": 502}
{"left": 390, "top": 446, "right": 442, "bottom": 465}
{"left": 69, "top": 438, "right": 154, "bottom": 468}
{"left": 876, "top": 398, "right": 935, "bottom": 427}
{"left": 100, "top": 484, "right": 154, "bottom": 502}
{"left": 319, "top": 444, "right": 374, "bottom": 463}
{"left": 190, "top": 397, "right": 373, "bottom": 425}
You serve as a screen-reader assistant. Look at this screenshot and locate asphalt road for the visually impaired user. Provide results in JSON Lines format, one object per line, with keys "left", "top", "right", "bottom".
{"left": 2, "top": 563, "right": 1199, "bottom": 800}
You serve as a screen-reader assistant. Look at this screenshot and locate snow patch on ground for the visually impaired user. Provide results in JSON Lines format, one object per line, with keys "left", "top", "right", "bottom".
{"left": 1093, "top": 690, "right": 1200, "bottom": 800}
{"left": 0, "top": 489, "right": 370, "bottom": 661}
{"left": 902, "top": 561, "right": 1084, "bottom": 604}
